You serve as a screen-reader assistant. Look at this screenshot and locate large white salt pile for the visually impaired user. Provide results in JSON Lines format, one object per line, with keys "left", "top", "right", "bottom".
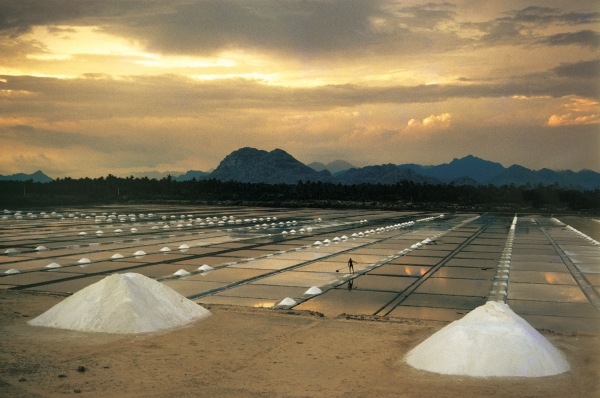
{"left": 28, "top": 273, "right": 211, "bottom": 334}
{"left": 405, "top": 301, "right": 569, "bottom": 377}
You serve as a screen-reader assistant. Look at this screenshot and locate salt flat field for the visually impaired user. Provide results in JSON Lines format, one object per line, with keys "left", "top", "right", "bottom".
{"left": 1, "top": 206, "right": 599, "bottom": 335}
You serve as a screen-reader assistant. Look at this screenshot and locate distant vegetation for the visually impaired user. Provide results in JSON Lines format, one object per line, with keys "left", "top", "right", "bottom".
{"left": 1, "top": 175, "right": 598, "bottom": 214}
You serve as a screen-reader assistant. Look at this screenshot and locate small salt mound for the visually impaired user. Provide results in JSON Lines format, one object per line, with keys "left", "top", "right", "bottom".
{"left": 159, "top": 247, "right": 171, "bottom": 253}
{"left": 405, "top": 301, "right": 570, "bottom": 377}
{"left": 173, "top": 269, "right": 191, "bottom": 277}
{"left": 304, "top": 286, "right": 322, "bottom": 295}
{"left": 5, "top": 268, "right": 20, "bottom": 274}
{"left": 111, "top": 253, "right": 124, "bottom": 260}
{"left": 45, "top": 262, "right": 61, "bottom": 269}
{"left": 198, "top": 264, "right": 214, "bottom": 272}
{"left": 28, "top": 273, "right": 211, "bottom": 334}
{"left": 277, "top": 297, "right": 297, "bottom": 306}
{"left": 178, "top": 244, "right": 190, "bottom": 250}
{"left": 133, "top": 250, "right": 146, "bottom": 256}
{"left": 77, "top": 258, "right": 91, "bottom": 264}
{"left": 35, "top": 246, "right": 48, "bottom": 251}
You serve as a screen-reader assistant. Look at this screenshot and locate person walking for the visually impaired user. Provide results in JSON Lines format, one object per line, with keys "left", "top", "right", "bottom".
{"left": 347, "top": 258, "right": 356, "bottom": 274}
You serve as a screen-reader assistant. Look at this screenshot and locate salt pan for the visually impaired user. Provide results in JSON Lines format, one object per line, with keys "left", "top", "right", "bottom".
{"left": 28, "top": 273, "right": 211, "bottom": 334}
{"left": 405, "top": 301, "right": 570, "bottom": 377}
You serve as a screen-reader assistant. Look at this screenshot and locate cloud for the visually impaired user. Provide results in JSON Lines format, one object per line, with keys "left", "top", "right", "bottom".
{"left": 406, "top": 113, "right": 452, "bottom": 132}
{"left": 475, "top": 5, "right": 600, "bottom": 47}
{"left": 546, "top": 96, "right": 600, "bottom": 126}
{"left": 541, "top": 30, "right": 600, "bottom": 48}
{"left": 0, "top": 0, "right": 387, "bottom": 56}
{"left": 394, "top": 2, "right": 456, "bottom": 29}
{"left": 0, "top": 0, "right": 154, "bottom": 37}
{"left": 1, "top": 56, "right": 597, "bottom": 126}
{"left": 552, "top": 58, "right": 600, "bottom": 78}
{"left": 1, "top": 1, "right": 596, "bottom": 68}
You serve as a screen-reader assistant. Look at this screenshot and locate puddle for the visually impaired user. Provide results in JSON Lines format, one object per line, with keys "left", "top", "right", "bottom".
{"left": 368, "top": 264, "right": 431, "bottom": 277}
{"left": 184, "top": 268, "right": 270, "bottom": 282}
{"left": 386, "top": 306, "right": 466, "bottom": 322}
{"left": 392, "top": 256, "right": 442, "bottom": 266}
{"left": 293, "top": 289, "right": 398, "bottom": 317}
{"left": 24, "top": 275, "right": 105, "bottom": 294}
{"left": 162, "top": 279, "right": 226, "bottom": 297}
{"left": 509, "top": 271, "right": 576, "bottom": 285}
{"left": 432, "top": 267, "right": 496, "bottom": 279}
{"left": 414, "top": 278, "right": 492, "bottom": 296}
{"left": 508, "top": 283, "right": 589, "bottom": 303}
{"left": 401, "top": 293, "right": 487, "bottom": 310}
{"left": 214, "top": 284, "right": 307, "bottom": 300}
{"left": 350, "top": 274, "right": 417, "bottom": 292}
{"left": 251, "top": 271, "right": 340, "bottom": 288}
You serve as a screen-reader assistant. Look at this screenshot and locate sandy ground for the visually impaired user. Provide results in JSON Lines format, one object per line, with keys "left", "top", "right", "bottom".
{"left": 1, "top": 289, "right": 598, "bottom": 398}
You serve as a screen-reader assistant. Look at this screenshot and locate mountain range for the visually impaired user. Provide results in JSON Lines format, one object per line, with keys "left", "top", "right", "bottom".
{"left": 3, "top": 147, "right": 599, "bottom": 190}
{"left": 205, "top": 148, "right": 600, "bottom": 190}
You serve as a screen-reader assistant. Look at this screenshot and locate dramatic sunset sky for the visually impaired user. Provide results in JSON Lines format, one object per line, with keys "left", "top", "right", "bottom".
{"left": 1, "top": 0, "right": 598, "bottom": 178}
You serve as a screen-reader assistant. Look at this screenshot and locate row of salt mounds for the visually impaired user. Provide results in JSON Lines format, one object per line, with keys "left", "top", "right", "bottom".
{"left": 405, "top": 301, "right": 569, "bottom": 377}
{"left": 28, "top": 273, "right": 211, "bottom": 334}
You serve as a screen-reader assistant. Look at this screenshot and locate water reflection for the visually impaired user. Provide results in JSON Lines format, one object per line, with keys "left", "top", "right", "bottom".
{"left": 404, "top": 266, "right": 427, "bottom": 276}
{"left": 347, "top": 279, "right": 354, "bottom": 291}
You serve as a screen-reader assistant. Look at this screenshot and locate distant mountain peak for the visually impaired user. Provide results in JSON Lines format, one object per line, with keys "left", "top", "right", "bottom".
{"left": 0, "top": 170, "right": 53, "bottom": 183}
{"left": 210, "top": 147, "right": 330, "bottom": 184}
{"left": 308, "top": 159, "right": 355, "bottom": 174}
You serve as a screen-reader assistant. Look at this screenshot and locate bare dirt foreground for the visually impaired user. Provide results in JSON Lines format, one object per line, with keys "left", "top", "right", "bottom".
{"left": 1, "top": 290, "right": 598, "bottom": 398}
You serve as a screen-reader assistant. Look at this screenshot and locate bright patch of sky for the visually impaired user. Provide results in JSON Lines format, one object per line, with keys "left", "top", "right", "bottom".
{"left": 0, "top": 0, "right": 598, "bottom": 177}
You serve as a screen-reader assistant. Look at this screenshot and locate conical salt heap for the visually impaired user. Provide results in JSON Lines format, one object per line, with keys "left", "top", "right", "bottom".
{"left": 405, "top": 301, "right": 569, "bottom": 377}
{"left": 28, "top": 273, "right": 211, "bottom": 334}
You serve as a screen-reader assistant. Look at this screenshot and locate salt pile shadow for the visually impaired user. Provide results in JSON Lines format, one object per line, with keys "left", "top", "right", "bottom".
{"left": 405, "top": 301, "right": 570, "bottom": 377}
{"left": 28, "top": 273, "right": 211, "bottom": 334}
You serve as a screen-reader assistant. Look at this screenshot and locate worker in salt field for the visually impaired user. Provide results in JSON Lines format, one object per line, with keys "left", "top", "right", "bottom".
{"left": 347, "top": 258, "right": 356, "bottom": 274}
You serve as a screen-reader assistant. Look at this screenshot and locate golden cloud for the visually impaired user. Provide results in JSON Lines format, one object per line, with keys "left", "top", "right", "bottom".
{"left": 546, "top": 96, "right": 600, "bottom": 126}
{"left": 406, "top": 113, "right": 453, "bottom": 131}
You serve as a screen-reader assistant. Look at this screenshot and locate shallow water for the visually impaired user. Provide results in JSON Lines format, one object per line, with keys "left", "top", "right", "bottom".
{"left": 1, "top": 207, "right": 599, "bottom": 334}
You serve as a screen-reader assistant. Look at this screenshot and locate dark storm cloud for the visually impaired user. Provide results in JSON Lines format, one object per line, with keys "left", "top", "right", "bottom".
{"left": 117, "top": 0, "right": 385, "bottom": 55}
{"left": 476, "top": 5, "right": 600, "bottom": 46}
{"left": 394, "top": 2, "right": 456, "bottom": 29}
{"left": 552, "top": 58, "right": 600, "bottom": 79}
{"left": 541, "top": 30, "right": 600, "bottom": 48}
{"left": 0, "top": 0, "right": 145, "bottom": 36}
{"left": 0, "top": 0, "right": 387, "bottom": 55}
{"left": 506, "top": 6, "right": 600, "bottom": 25}
{"left": 2, "top": 0, "right": 596, "bottom": 60}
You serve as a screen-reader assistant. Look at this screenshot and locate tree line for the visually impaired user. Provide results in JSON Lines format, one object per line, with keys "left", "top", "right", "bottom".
{"left": 0, "top": 175, "right": 598, "bottom": 213}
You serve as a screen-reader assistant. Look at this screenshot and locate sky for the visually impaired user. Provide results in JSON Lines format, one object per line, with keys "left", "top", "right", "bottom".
{"left": 0, "top": 0, "right": 599, "bottom": 178}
